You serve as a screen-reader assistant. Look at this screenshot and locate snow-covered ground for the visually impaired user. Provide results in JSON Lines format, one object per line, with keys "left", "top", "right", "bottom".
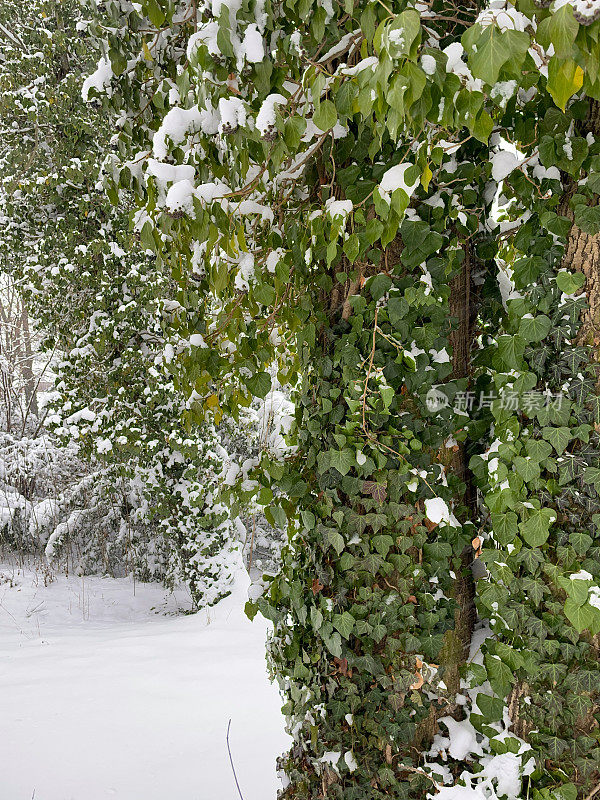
{"left": 0, "top": 560, "right": 289, "bottom": 800}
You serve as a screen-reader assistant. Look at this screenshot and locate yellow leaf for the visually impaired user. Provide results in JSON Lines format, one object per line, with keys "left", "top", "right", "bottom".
{"left": 205, "top": 393, "right": 219, "bottom": 409}
{"left": 420, "top": 162, "right": 432, "bottom": 191}
{"left": 142, "top": 40, "right": 153, "bottom": 61}
{"left": 236, "top": 226, "right": 248, "bottom": 253}
{"left": 547, "top": 57, "right": 584, "bottom": 111}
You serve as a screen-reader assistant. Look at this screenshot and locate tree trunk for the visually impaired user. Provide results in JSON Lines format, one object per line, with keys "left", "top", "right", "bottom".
{"left": 505, "top": 97, "right": 600, "bottom": 784}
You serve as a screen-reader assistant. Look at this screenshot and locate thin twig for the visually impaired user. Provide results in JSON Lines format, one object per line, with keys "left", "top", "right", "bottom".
{"left": 226, "top": 719, "right": 245, "bottom": 800}
{"left": 584, "top": 782, "right": 600, "bottom": 800}
{"left": 393, "top": 761, "right": 441, "bottom": 789}
{"left": 247, "top": 515, "right": 256, "bottom": 573}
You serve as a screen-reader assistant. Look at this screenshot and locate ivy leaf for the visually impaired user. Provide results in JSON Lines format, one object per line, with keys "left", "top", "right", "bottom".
{"left": 485, "top": 654, "right": 514, "bottom": 697}
{"left": 329, "top": 448, "right": 355, "bottom": 476}
{"left": 519, "top": 508, "right": 556, "bottom": 548}
{"left": 370, "top": 274, "right": 392, "bottom": 301}
{"left": 514, "top": 456, "right": 541, "bottom": 483}
{"left": 564, "top": 599, "right": 597, "bottom": 632}
{"left": 245, "top": 371, "right": 272, "bottom": 398}
{"left": 541, "top": 736, "right": 569, "bottom": 760}
{"left": 526, "top": 439, "right": 553, "bottom": 461}
{"left": 492, "top": 511, "right": 518, "bottom": 545}
{"left": 372, "top": 534, "right": 393, "bottom": 557}
{"left": 310, "top": 606, "right": 323, "bottom": 631}
{"left": 333, "top": 611, "right": 355, "bottom": 639}
{"left": 519, "top": 314, "right": 551, "bottom": 343}
{"left": 542, "top": 426, "right": 572, "bottom": 455}
{"left": 547, "top": 57, "right": 584, "bottom": 111}
{"left": 569, "top": 531, "right": 593, "bottom": 555}
{"left": 537, "top": 4, "right": 579, "bottom": 59}
{"left": 326, "top": 529, "right": 345, "bottom": 556}
{"left": 313, "top": 100, "right": 338, "bottom": 132}
{"left": 462, "top": 25, "right": 529, "bottom": 85}
{"left": 584, "top": 466, "right": 600, "bottom": 489}
{"left": 324, "top": 632, "right": 343, "bottom": 658}
{"left": 476, "top": 693, "right": 504, "bottom": 722}
{"left": 556, "top": 270, "right": 585, "bottom": 294}
{"left": 387, "top": 296, "right": 409, "bottom": 327}
{"left": 574, "top": 203, "right": 600, "bottom": 235}
{"left": 363, "top": 480, "right": 388, "bottom": 503}
{"left": 360, "top": 553, "right": 385, "bottom": 574}
{"left": 521, "top": 577, "right": 546, "bottom": 604}
{"left": 497, "top": 334, "right": 526, "bottom": 370}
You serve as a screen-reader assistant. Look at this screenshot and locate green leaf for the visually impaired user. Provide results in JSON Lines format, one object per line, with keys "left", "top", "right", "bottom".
{"left": 462, "top": 25, "right": 529, "bottom": 85}
{"left": 476, "top": 693, "right": 505, "bottom": 722}
{"left": 537, "top": 4, "right": 579, "bottom": 59}
{"left": 217, "top": 8, "right": 235, "bottom": 58}
{"left": 335, "top": 81, "right": 356, "bottom": 117}
{"left": 108, "top": 48, "right": 128, "bottom": 78}
{"left": 526, "top": 439, "right": 553, "bottom": 461}
{"left": 253, "top": 282, "right": 276, "bottom": 306}
{"left": 542, "top": 426, "right": 572, "bottom": 455}
{"left": 145, "top": 0, "right": 166, "bottom": 27}
{"left": 574, "top": 203, "right": 600, "bottom": 235}
{"left": 497, "top": 334, "right": 526, "bottom": 370}
{"left": 564, "top": 599, "right": 597, "bottom": 632}
{"left": 519, "top": 314, "right": 552, "bottom": 343}
{"left": 329, "top": 448, "right": 355, "bottom": 476}
{"left": 324, "top": 631, "right": 343, "bottom": 657}
{"left": 326, "top": 529, "right": 346, "bottom": 556}
{"left": 284, "top": 116, "right": 306, "bottom": 150}
{"left": 473, "top": 109, "right": 494, "bottom": 143}
{"left": 310, "top": 605, "right": 323, "bottom": 630}
{"left": 491, "top": 511, "right": 518, "bottom": 545}
{"left": 547, "top": 57, "right": 584, "bottom": 111}
{"left": 313, "top": 100, "right": 338, "bottom": 132}
{"left": 556, "top": 270, "right": 585, "bottom": 294}
{"left": 555, "top": 785, "right": 578, "bottom": 800}
{"left": 485, "top": 653, "right": 515, "bottom": 696}
{"left": 333, "top": 611, "right": 355, "bottom": 639}
{"left": 301, "top": 510, "right": 316, "bottom": 530}
{"left": 381, "top": 386, "right": 394, "bottom": 409}
{"left": 583, "top": 466, "right": 600, "bottom": 489}
{"left": 267, "top": 505, "right": 287, "bottom": 528}
{"left": 514, "top": 456, "right": 541, "bottom": 483}
{"left": 519, "top": 507, "right": 556, "bottom": 548}
{"left": 562, "top": 574, "right": 590, "bottom": 606}
{"left": 387, "top": 296, "right": 409, "bottom": 327}
{"left": 343, "top": 234, "right": 360, "bottom": 262}
{"left": 372, "top": 534, "right": 393, "bottom": 557}
{"left": 370, "top": 274, "right": 392, "bottom": 301}
{"left": 569, "top": 531, "right": 593, "bottom": 555}
{"left": 386, "top": 10, "right": 421, "bottom": 58}
{"left": 245, "top": 371, "right": 272, "bottom": 398}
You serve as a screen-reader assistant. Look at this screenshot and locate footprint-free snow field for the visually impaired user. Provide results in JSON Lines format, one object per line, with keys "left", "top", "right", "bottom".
{"left": 0, "top": 562, "right": 289, "bottom": 800}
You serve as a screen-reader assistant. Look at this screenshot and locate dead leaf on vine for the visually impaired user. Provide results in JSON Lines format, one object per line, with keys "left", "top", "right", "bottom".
{"left": 334, "top": 657, "right": 351, "bottom": 677}
{"left": 227, "top": 73, "right": 241, "bottom": 94}
{"left": 312, "top": 578, "right": 324, "bottom": 595}
{"left": 411, "top": 657, "right": 424, "bottom": 690}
